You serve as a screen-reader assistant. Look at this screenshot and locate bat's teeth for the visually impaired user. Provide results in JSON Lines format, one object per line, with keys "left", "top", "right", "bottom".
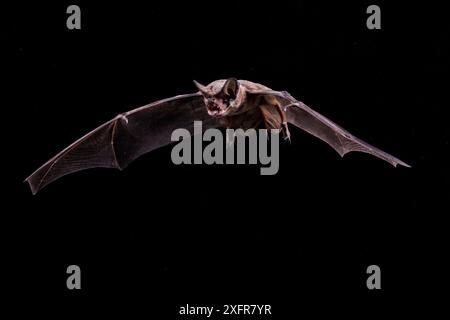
{"left": 207, "top": 103, "right": 229, "bottom": 116}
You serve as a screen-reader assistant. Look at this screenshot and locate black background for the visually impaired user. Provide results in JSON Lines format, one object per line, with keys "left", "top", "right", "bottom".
{"left": 3, "top": 1, "right": 449, "bottom": 318}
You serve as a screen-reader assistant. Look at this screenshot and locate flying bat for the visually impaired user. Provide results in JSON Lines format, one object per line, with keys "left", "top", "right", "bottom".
{"left": 25, "top": 78, "right": 410, "bottom": 194}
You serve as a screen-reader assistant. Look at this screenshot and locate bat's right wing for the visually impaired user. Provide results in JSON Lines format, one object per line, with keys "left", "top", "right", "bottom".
{"left": 26, "top": 93, "right": 219, "bottom": 194}
{"left": 249, "top": 90, "right": 411, "bottom": 168}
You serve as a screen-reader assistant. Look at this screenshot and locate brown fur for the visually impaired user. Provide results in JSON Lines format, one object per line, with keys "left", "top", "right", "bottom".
{"left": 198, "top": 79, "right": 287, "bottom": 135}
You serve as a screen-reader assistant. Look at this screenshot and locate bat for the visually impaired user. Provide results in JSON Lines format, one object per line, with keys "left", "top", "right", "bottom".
{"left": 25, "top": 78, "right": 410, "bottom": 194}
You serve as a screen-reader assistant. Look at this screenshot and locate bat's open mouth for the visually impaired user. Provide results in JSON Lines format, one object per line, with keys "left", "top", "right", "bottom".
{"left": 206, "top": 102, "right": 229, "bottom": 116}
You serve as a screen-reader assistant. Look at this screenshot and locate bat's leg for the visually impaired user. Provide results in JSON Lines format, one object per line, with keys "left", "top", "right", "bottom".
{"left": 259, "top": 97, "right": 291, "bottom": 142}
{"left": 280, "top": 121, "right": 291, "bottom": 143}
{"left": 276, "top": 102, "right": 291, "bottom": 142}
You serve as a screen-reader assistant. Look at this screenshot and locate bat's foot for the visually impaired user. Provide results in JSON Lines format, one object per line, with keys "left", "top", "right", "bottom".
{"left": 281, "top": 122, "right": 291, "bottom": 143}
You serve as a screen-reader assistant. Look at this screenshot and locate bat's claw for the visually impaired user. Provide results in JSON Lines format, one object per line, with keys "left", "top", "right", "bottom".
{"left": 281, "top": 122, "right": 291, "bottom": 143}
{"left": 116, "top": 113, "right": 129, "bottom": 124}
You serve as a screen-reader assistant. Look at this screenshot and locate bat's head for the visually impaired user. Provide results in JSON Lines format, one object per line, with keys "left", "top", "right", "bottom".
{"left": 194, "top": 78, "right": 243, "bottom": 117}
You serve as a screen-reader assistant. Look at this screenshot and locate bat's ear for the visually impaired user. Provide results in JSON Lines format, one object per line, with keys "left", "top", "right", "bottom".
{"left": 221, "top": 77, "right": 240, "bottom": 99}
{"left": 193, "top": 80, "right": 210, "bottom": 96}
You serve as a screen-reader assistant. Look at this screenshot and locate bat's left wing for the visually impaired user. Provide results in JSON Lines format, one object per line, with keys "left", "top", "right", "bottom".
{"left": 249, "top": 89, "right": 410, "bottom": 167}
{"left": 26, "top": 92, "right": 220, "bottom": 194}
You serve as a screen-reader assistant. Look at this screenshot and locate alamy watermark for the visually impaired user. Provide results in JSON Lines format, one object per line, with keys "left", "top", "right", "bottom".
{"left": 171, "top": 121, "right": 280, "bottom": 175}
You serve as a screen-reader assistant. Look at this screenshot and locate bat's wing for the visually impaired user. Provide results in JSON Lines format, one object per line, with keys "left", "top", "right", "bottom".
{"left": 26, "top": 93, "right": 218, "bottom": 194}
{"left": 249, "top": 90, "right": 410, "bottom": 168}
